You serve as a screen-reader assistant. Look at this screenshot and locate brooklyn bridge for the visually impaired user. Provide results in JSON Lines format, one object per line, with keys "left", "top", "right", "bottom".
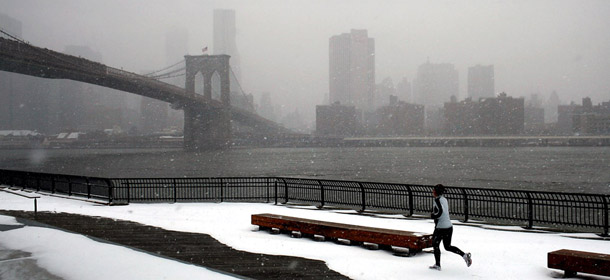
{"left": 0, "top": 33, "right": 290, "bottom": 150}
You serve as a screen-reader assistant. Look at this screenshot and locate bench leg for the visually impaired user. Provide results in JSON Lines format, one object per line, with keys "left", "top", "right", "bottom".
{"left": 408, "top": 249, "right": 422, "bottom": 257}
{"left": 312, "top": 234, "right": 325, "bottom": 241}
{"left": 563, "top": 270, "right": 577, "bottom": 278}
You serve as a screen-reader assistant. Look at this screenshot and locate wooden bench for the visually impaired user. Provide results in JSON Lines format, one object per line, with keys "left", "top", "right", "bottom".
{"left": 251, "top": 213, "right": 433, "bottom": 256}
{"left": 548, "top": 249, "right": 610, "bottom": 277}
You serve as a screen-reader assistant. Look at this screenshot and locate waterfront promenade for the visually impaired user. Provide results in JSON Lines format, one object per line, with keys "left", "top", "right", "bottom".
{"left": 2, "top": 189, "right": 609, "bottom": 280}
{"left": 0, "top": 210, "right": 346, "bottom": 280}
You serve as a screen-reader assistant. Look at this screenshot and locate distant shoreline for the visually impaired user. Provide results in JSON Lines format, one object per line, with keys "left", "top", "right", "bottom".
{"left": 1, "top": 135, "right": 610, "bottom": 149}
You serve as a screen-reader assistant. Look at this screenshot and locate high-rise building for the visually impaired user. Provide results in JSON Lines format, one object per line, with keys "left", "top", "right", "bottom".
{"left": 0, "top": 14, "right": 51, "bottom": 133}
{"left": 258, "top": 92, "right": 277, "bottom": 121}
{"left": 57, "top": 46, "right": 107, "bottom": 132}
{"left": 545, "top": 91, "right": 561, "bottom": 123}
{"left": 524, "top": 94, "right": 545, "bottom": 133}
{"left": 375, "top": 77, "right": 395, "bottom": 109}
{"left": 413, "top": 60, "right": 458, "bottom": 107}
{"left": 213, "top": 9, "right": 241, "bottom": 82}
{"left": 468, "top": 65, "right": 494, "bottom": 100}
{"left": 329, "top": 29, "right": 375, "bottom": 112}
{"left": 396, "top": 77, "right": 412, "bottom": 103}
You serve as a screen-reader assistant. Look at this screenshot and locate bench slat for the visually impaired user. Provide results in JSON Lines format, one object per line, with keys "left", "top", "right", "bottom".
{"left": 252, "top": 213, "right": 433, "bottom": 251}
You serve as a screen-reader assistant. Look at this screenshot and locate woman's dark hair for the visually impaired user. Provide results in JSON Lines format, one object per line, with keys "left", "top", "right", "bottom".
{"left": 434, "top": 184, "right": 445, "bottom": 195}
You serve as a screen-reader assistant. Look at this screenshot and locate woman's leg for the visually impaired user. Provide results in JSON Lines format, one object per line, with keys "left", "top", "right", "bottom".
{"left": 432, "top": 228, "right": 443, "bottom": 266}
{"left": 442, "top": 227, "right": 465, "bottom": 256}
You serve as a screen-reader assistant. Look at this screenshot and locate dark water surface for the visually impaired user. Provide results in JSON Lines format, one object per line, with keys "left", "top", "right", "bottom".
{"left": 1, "top": 147, "right": 608, "bottom": 194}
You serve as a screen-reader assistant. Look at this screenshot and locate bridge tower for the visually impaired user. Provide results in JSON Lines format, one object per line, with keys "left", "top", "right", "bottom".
{"left": 183, "top": 55, "right": 231, "bottom": 150}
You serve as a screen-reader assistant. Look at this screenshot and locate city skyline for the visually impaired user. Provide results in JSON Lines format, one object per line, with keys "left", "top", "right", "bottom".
{"left": 329, "top": 29, "right": 375, "bottom": 112}
{"left": 1, "top": 0, "right": 610, "bottom": 125}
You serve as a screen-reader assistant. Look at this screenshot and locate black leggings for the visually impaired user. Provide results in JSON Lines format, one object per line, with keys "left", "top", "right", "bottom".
{"left": 433, "top": 227, "right": 465, "bottom": 266}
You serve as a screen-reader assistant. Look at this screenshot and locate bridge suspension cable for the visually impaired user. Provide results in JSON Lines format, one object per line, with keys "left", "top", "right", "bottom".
{"left": 142, "top": 59, "right": 185, "bottom": 77}
{"left": 229, "top": 67, "right": 256, "bottom": 112}
{"left": 147, "top": 66, "right": 186, "bottom": 79}
{"left": 154, "top": 72, "right": 186, "bottom": 80}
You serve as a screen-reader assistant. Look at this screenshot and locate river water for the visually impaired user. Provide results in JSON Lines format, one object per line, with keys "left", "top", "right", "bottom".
{"left": 0, "top": 146, "right": 609, "bottom": 194}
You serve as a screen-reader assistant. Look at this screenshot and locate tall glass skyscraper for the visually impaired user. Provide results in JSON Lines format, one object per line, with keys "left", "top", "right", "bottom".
{"left": 413, "top": 61, "right": 459, "bottom": 107}
{"left": 329, "top": 29, "right": 375, "bottom": 113}
{"left": 213, "top": 9, "right": 241, "bottom": 83}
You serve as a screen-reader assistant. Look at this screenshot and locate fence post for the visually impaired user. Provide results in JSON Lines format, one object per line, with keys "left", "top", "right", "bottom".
{"left": 274, "top": 179, "right": 278, "bottom": 205}
{"left": 86, "top": 177, "right": 91, "bottom": 199}
{"left": 358, "top": 182, "right": 366, "bottom": 213}
{"left": 462, "top": 188, "right": 469, "bottom": 223}
{"left": 266, "top": 178, "right": 270, "bottom": 203}
{"left": 173, "top": 179, "right": 177, "bottom": 203}
{"left": 282, "top": 178, "right": 289, "bottom": 204}
{"left": 126, "top": 180, "right": 130, "bottom": 204}
{"left": 603, "top": 195, "right": 609, "bottom": 237}
{"left": 526, "top": 192, "right": 533, "bottom": 229}
{"left": 407, "top": 185, "right": 414, "bottom": 217}
{"left": 220, "top": 178, "right": 224, "bottom": 202}
{"left": 317, "top": 180, "right": 325, "bottom": 209}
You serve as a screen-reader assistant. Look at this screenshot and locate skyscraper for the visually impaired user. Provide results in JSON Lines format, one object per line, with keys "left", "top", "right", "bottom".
{"left": 213, "top": 9, "right": 241, "bottom": 82}
{"left": 0, "top": 14, "right": 51, "bottom": 133}
{"left": 413, "top": 60, "right": 458, "bottom": 107}
{"left": 396, "top": 77, "right": 412, "bottom": 103}
{"left": 468, "top": 65, "right": 494, "bottom": 100}
{"left": 329, "top": 29, "right": 375, "bottom": 112}
{"left": 58, "top": 45, "right": 114, "bottom": 132}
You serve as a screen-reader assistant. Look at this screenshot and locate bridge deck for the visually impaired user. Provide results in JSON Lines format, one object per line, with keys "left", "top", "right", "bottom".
{"left": 0, "top": 210, "right": 349, "bottom": 280}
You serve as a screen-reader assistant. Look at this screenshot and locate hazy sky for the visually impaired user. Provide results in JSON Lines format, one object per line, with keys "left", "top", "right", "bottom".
{"left": 2, "top": 0, "right": 610, "bottom": 122}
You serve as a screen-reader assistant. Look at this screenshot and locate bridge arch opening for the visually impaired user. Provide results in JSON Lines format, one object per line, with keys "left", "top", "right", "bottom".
{"left": 194, "top": 71, "right": 204, "bottom": 96}
{"left": 211, "top": 71, "right": 221, "bottom": 102}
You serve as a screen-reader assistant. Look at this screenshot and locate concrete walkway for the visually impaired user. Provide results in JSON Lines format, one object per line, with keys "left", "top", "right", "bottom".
{"left": 0, "top": 210, "right": 350, "bottom": 280}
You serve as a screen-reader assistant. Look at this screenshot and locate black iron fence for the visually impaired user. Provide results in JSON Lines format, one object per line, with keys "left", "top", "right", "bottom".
{"left": 0, "top": 169, "right": 112, "bottom": 200}
{"left": 1, "top": 169, "right": 608, "bottom": 235}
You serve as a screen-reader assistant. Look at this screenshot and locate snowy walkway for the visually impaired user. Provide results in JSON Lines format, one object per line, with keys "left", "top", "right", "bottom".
{"left": 1, "top": 189, "right": 609, "bottom": 280}
{"left": 0, "top": 210, "right": 347, "bottom": 280}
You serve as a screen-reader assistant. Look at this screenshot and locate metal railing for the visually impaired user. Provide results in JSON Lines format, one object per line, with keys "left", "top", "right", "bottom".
{"left": 0, "top": 169, "right": 113, "bottom": 202}
{"left": 1, "top": 169, "right": 608, "bottom": 235}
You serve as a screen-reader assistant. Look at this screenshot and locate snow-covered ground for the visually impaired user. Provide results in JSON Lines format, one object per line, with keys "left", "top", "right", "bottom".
{"left": 1, "top": 188, "right": 609, "bottom": 280}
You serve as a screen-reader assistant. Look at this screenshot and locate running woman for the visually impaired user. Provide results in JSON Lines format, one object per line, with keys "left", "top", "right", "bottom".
{"left": 429, "top": 184, "right": 472, "bottom": 271}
